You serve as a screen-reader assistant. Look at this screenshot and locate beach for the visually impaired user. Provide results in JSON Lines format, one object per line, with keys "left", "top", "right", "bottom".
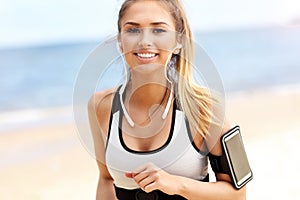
{"left": 1, "top": 86, "right": 300, "bottom": 200}
{"left": 226, "top": 86, "right": 300, "bottom": 199}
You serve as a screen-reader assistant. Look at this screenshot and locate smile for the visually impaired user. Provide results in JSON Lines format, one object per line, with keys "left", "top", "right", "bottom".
{"left": 136, "top": 53, "right": 157, "bottom": 59}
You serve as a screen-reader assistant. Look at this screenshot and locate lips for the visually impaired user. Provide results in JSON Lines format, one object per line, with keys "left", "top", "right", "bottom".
{"left": 134, "top": 52, "right": 158, "bottom": 58}
{"left": 133, "top": 51, "right": 158, "bottom": 63}
{"left": 137, "top": 53, "right": 156, "bottom": 58}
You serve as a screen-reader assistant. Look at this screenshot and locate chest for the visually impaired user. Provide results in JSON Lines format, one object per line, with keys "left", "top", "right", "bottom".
{"left": 105, "top": 111, "right": 209, "bottom": 189}
{"left": 120, "top": 112, "right": 173, "bottom": 152}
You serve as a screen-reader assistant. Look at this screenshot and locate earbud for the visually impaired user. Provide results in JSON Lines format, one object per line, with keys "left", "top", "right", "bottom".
{"left": 173, "top": 43, "right": 182, "bottom": 54}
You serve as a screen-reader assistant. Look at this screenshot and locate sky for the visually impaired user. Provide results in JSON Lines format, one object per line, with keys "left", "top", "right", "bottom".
{"left": 0, "top": 0, "right": 299, "bottom": 48}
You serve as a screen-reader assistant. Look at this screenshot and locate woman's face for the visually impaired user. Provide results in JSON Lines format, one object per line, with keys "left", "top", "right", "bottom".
{"left": 118, "top": 0, "right": 178, "bottom": 69}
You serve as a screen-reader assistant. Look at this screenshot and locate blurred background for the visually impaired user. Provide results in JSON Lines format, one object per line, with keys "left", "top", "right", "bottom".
{"left": 0, "top": 0, "right": 299, "bottom": 199}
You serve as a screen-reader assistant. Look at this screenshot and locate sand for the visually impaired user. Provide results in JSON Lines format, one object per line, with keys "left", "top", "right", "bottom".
{"left": 1, "top": 86, "right": 300, "bottom": 200}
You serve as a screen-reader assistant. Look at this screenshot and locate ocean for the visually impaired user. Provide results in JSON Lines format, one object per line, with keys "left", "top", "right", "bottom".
{"left": 1, "top": 26, "right": 300, "bottom": 112}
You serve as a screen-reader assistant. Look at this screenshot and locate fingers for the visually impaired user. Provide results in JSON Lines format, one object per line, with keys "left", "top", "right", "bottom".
{"left": 132, "top": 163, "right": 150, "bottom": 176}
{"left": 125, "top": 163, "right": 159, "bottom": 192}
{"left": 137, "top": 173, "right": 156, "bottom": 191}
{"left": 124, "top": 164, "right": 147, "bottom": 179}
{"left": 133, "top": 164, "right": 157, "bottom": 188}
{"left": 144, "top": 181, "right": 157, "bottom": 193}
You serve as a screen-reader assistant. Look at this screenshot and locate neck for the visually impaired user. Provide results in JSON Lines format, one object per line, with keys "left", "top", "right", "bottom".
{"left": 125, "top": 66, "right": 171, "bottom": 109}
{"left": 126, "top": 81, "right": 170, "bottom": 110}
{"left": 121, "top": 82, "right": 173, "bottom": 127}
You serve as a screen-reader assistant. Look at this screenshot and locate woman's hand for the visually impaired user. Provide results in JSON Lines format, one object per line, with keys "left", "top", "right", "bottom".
{"left": 125, "top": 163, "right": 181, "bottom": 195}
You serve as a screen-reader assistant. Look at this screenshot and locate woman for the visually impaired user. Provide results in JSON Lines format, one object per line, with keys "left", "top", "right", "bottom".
{"left": 88, "top": 0, "right": 246, "bottom": 199}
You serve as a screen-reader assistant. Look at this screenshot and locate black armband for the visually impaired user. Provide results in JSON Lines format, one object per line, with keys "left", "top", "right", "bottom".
{"left": 208, "top": 153, "right": 231, "bottom": 175}
{"left": 208, "top": 126, "right": 253, "bottom": 189}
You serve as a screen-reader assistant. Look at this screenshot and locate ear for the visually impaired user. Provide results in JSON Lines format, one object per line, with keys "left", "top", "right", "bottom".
{"left": 174, "top": 32, "right": 184, "bottom": 54}
{"left": 118, "top": 42, "right": 123, "bottom": 52}
{"left": 176, "top": 32, "right": 183, "bottom": 45}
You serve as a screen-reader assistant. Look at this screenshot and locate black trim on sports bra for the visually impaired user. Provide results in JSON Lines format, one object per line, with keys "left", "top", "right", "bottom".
{"left": 118, "top": 100, "right": 176, "bottom": 154}
{"left": 105, "top": 109, "right": 113, "bottom": 151}
{"left": 105, "top": 86, "right": 122, "bottom": 151}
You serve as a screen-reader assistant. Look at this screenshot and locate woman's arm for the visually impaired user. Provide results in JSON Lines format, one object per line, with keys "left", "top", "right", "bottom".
{"left": 177, "top": 118, "right": 246, "bottom": 199}
{"left": 88, "top": 89, "right": 117, "bottom": 200}
{"left": 96, "top": 162, "right": 118, "bottom": 200}
{"left": 174, "top": 174, "right": 246, "bottom": 200}
{"left": 177, "top": 119, "right": 246, "bottom": 200}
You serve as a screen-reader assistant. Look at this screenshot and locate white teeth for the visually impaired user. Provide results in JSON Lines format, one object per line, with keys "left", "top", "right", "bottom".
{"left": 137, "top": 53, "right": 156, "bottom": 58}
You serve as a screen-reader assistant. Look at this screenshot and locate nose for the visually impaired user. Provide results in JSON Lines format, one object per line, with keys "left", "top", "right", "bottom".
{"left": 138, "top": 29, "right": 153, "bottom": 48}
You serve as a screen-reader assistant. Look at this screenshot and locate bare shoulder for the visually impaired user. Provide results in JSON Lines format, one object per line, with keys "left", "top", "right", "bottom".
{"left": 88, "top": 87, "right": 116, "bottom": 109}
{"left": 206, "top": 117, "right": 232, "bottom": 156}
{"left": 88, "top": 87, "right": 118, "bottom": 136}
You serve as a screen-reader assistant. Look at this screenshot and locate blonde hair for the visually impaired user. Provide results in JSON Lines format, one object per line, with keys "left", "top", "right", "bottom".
{"left": 118, "top": 0, "right": 215, "bottom": 137}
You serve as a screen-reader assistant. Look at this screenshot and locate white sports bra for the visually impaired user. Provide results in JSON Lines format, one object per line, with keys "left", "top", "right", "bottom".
{"left": 105, "top": 88, "right": 208, "bottom": 190}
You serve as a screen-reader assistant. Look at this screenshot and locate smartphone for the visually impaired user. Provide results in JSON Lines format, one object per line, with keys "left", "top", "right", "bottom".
{"left": 221, "top": 126, "right": 253, "bottom": 189}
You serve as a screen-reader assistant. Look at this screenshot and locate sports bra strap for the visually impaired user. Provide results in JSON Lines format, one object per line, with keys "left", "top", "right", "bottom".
{"left": 111, "top": 85, "right": 122, "bottom": 114}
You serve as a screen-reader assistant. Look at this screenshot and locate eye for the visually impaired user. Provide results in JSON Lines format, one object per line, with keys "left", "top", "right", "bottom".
{"left": 153, "top": 28, "right": 166, "bottom": 33}
{"left": 126, "top": 28, "right": 141, "bottom": 33}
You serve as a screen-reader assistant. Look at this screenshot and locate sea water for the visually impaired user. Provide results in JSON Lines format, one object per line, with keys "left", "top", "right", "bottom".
{"left": 1, "top": 26, "right": 300, "bottom": 112}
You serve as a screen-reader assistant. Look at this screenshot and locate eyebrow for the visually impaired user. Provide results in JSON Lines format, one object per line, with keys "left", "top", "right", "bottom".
{"left": 122, "top": 21, "right": 170, "bottom": 27}
{"left": 151, "top": 22, "right": 170, "bottom": 26}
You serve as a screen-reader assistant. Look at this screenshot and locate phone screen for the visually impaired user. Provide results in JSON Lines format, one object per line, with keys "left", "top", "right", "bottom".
{"left": 223, "top": 128, "right": 252, "bottom": 187}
